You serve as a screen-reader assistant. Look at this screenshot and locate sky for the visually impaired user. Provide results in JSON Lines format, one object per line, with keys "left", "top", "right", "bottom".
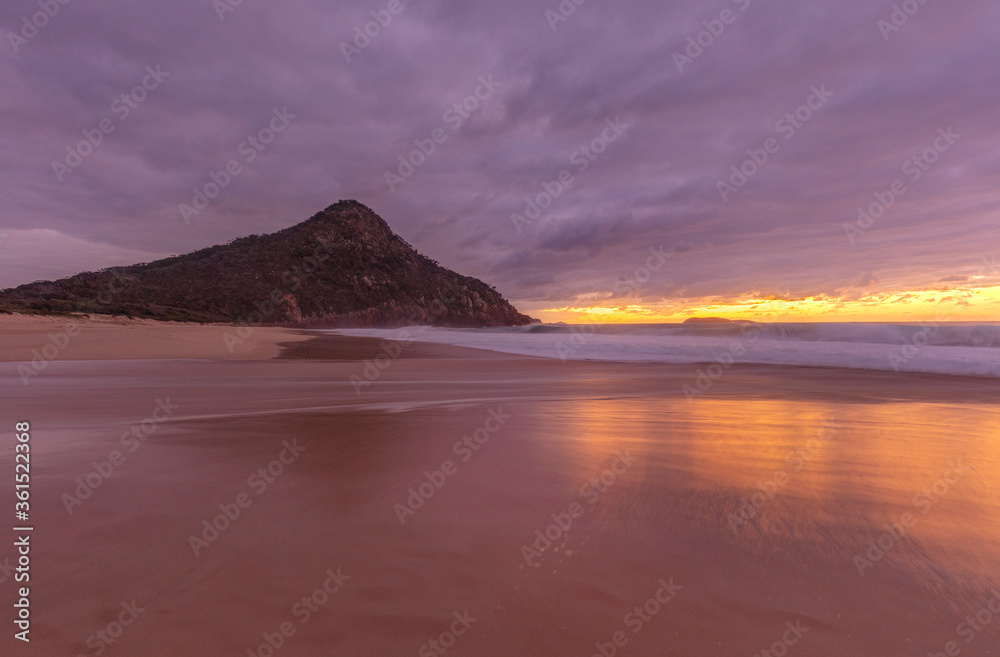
{"left": 1, "top": 0, "right": 999, "bottom": 323}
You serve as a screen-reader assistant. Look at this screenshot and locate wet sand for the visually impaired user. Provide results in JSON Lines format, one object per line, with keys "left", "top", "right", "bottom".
{"left": 1, "top": 318, "right": 999, "bottom": 656}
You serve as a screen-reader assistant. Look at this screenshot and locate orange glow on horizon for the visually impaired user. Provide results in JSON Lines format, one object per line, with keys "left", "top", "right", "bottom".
{"left": 529, "top": 284, "right": 1000, "bottom": 324}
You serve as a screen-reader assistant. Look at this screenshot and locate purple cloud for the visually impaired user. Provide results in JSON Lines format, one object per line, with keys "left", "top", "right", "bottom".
{"left": 1, "top": 0, "right": 998, "bottom": 315}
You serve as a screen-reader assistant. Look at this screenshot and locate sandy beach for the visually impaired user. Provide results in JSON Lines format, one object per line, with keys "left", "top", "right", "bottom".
{"left": 1, "top": 316, "right": 998, "bottom": 656}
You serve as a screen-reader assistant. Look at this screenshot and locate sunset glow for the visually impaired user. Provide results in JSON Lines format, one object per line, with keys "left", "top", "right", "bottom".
{"left": 534, "top": 284, "right": 1000, "bottom": 324}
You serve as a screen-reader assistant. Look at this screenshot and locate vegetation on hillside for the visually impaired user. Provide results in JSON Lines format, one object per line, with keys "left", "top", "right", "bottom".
{"left": 0, "top": 201, "right": 533, "bottom": 328}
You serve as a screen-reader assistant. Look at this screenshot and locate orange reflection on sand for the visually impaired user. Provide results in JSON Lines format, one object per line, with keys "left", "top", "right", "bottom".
{"left": 571, "top": 394, "right": 1000, "bottom": 587}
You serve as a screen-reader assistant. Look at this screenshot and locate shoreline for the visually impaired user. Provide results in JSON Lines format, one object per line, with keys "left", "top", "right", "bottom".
{"left": 2, "top": 314, "right": 998, "bottom": 656}
{"left": 3, "top": 313, "right": 997, "bottom": 394}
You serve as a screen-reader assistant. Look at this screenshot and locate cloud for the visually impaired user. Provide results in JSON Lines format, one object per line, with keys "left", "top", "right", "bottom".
{"left": 1, "top": 0, "right": 999, "bottom": 316}
{"left": 858, "top": 273, "right": 880, "bottom": 287}
{"left": 0, "top": 229, "right": 169, "bottom": 288}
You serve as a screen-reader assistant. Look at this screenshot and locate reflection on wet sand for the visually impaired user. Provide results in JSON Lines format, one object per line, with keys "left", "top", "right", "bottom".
{"left": 2, "top": 337, "right": 998, "bottom": 656}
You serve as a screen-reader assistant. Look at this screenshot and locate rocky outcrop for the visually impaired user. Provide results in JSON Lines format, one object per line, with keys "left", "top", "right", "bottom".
{"left": 0, "top": 201, "right": 533, "bottom": 328}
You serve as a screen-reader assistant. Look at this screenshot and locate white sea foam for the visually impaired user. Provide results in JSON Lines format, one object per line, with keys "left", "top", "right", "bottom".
{"left": 326, "top": 323, "right": 1000, "bottom": 378}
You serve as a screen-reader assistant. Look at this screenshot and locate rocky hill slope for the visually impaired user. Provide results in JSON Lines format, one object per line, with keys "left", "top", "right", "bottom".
{"left": 0, "top": 201, "right": 533, "bottom": 327}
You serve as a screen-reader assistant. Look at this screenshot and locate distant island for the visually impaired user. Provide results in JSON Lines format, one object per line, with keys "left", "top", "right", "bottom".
{"left": 682, "top": 317, "right": 733, "bottom": 324}
{"left": 0, "top": 200, "right": 532, "bottom": 328}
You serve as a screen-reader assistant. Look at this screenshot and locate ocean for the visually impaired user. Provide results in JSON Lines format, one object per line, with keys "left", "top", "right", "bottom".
{"left": 328, "top": 322, "right": 1000, "bottom": 378}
